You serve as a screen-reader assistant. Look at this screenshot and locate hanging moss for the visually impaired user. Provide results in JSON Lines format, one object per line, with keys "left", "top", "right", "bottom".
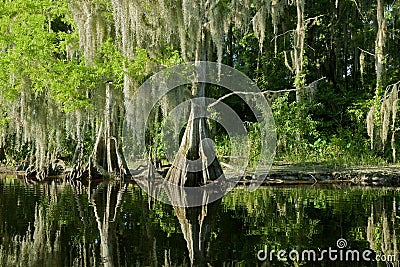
{"left": 367, "top": 107, "right": 375, "bottom": 150}
{"left": 68, "top": 0, "right": 112, "bottom": 64}
{"left": 368, "top": 82, "right": 399, "bottom": 162}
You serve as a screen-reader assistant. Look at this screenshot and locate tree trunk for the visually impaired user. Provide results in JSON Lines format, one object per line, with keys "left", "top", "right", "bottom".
{"left": 227, "top": 23, "right": 234, "bottom": 67}
{"left": 375, "top": 0, "right": 387, "bottom": 97}
{"left": 294, "top": 0, "right": 305, "bottom": 144}
{"left": 68, "top": 83, "right": 130, "bottom": 181}
{"left": 294, "top": 0, "right": 305, "bottom": 104}
{"left": 165, "top": 18, "right": 223, "bottom": 186}
{"left": 343, "top": 15, "right": 349, "bottom": 91}
{"left": 0, "top": 146, "right": 5, "bottom": 163}
{"left": 165, "top": 101, "right": 223, "bottom": 186}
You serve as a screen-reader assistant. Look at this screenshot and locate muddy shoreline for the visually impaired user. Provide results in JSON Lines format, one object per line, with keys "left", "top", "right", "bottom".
{"left": 242, "top": 163, "right": 400, "bottom": 186}
{"left": 1, "top": 163, "right": 400, "bottom": 186}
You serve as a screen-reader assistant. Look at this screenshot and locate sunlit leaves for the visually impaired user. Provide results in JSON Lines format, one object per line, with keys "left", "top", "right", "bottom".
{"left": 49, "top": 60, "right": 92, "bottom": 112}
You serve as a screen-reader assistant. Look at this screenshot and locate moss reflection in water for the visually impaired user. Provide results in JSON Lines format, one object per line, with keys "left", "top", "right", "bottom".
{"left": 0, "top": 177, "right": 399, "bottom": 266}
{"left": 219, "top": 187, "right": 399, "bottom": 266}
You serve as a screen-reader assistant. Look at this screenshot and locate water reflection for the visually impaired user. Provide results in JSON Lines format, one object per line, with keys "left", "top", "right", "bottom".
{"left": 0, "top": 177, "right": 399, "bottom": 266}
{"left": 89, "top": 182, "right": 127, "bottom": 266}
{"left": 164, "top": 184, "right": 220, "bottom": 266}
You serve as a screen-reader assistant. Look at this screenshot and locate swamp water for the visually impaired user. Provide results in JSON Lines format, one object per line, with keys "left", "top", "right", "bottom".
{"left": 0, "top": 176, "right": 399, "bottom": 267}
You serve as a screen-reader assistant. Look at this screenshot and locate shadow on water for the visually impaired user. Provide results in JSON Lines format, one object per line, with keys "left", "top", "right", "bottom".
{"left": 0, "top": 174, "right": 400, "bottom": 266}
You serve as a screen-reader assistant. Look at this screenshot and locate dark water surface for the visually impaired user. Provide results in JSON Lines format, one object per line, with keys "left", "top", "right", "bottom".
{"left": 0, "top": 176, "right": 399, "bottom": 266}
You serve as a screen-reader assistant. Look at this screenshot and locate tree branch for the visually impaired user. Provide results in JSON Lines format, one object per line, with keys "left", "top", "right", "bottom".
{"left": 208, "top": 77, "right": 326, "bottom": 108}
{"left": 305, "top": 14, "right": 324, "bottom": 24}
{"left": 270, "top": 15, "right": 323, "bottom": 44}
{"left": 352, "top": 0, "right": 368, "bottom": 23}
{"left": 270, "top": 30, "right": 295, "bottom": 43}
{"left": 358, "top": 47, "right": 375, "bottom": 56}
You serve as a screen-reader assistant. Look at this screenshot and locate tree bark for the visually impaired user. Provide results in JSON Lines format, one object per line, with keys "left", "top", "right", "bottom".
{"left": 293, "top": 0, "right": 305, "bottom": 144}
{"left": 375, "top": 0, "right": 387, "bottom": 97}
{"left": 227, "top": 23, "right": 234, "bottom": 67}
{"left": 68, "top": 83, "right": 130, "bottom": 181}
{"left": 165, "top": 101, "right": 223, "bottom": 186}
{"left": 165, "top": 14, "right": 224, "bottom": 186}
{"left": 294, "top": 0, "right": 305, "bottom": 103}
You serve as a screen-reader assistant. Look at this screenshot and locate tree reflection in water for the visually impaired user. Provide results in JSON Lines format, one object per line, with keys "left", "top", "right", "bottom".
{"left": 163, "top": 183, "right": 221, "bottom": 266}
{"left": 89, "top": 182, "right": 126, "bottom": 267}
{"left": 0, "top": 177, "right": 400, "bottom": 266}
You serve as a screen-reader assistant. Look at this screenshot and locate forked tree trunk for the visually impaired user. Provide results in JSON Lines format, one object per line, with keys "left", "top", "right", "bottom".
{"left": 94, "top": 83, "right": 129, "bottom": 176}
{"left": 68, "top": 83, "right": 129, "bottom": 181}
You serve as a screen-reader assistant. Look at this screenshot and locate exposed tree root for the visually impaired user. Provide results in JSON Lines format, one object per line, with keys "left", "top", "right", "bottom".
{"left": 67, "top": 135, "right": 130, "bottom": 182}
{"left": 17, "top": 157, "right": 66, "bottom": 182}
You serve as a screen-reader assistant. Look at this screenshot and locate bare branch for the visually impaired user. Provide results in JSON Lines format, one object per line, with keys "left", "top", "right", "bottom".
{"left": 264, "top": 76, "right": 326, "bottom": 94}
{"left": 270, "top": 15, "right": 323, "bottom": 44}
{"left": 284, "top": 51, "right": 293, "bottom": 72}
{"left": 306, "top": 43, "right": 315, "bottom": 52}
{"left": 208, "top": 77, "right": 326, "bottom": 108}
{"left": 358, "top": 47, "right": 375, "bottom": 56}
{"left": 352, "top": 0, "right": 368, "bottom": 23}
{"left": 385, "top": 81, "right": 400, "bottom": 92}
{"left": 305, "top": 14, "right": 324, "bottom": 24}
{"left": 270, "top": 29, "right": 295, "bottom": 43}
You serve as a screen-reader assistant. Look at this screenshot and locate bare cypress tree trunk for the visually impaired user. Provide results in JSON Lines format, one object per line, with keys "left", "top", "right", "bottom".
{"left": 294, "top": 0, "right": 305, "bottom": 104}
{"left": 93, "top": 83, "right": 129, "bottom": 177}
{"left": 165, "top": 101, "right": 223, "bottom": 186}
{"left": 375, "top": 0, "right": 387, "bottom": 97}
{"left": 294, "top": 0, "right": 305, "bottom": 144}
{"left": 68, "top": 83, "right": 130, "bottom": 181}
{"left": 105, "top": 83, "right": 114, "bottom": 173}
{"left": 166, "top": 18, "right": 223, "bottom": 186}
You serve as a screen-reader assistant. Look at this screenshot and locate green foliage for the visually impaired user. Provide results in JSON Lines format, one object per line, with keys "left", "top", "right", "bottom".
{"left": 271, "top": 93, "right": 319, "bottom": 157}
{"left": 245, "top": 121, "right": 262, "bottom": 168}
{"left": 1, "top": 0, "right": 399, "bottom": 167}
{"left": 49, "top": 60, "right": 93, "bottom": 112}
{"left": 126, "top": 47, "right": 151, "bottom": 83}
{"left": 157, "top": 47, "right": 184, "bottom": 67}
{"left": 95, "top": 38, "right": 125, "bottom": 85}
{"left": 214, "top": 134, "right": 231, "bottom": 158}
{"left": 268, "top": 91, "right": 388, "bottom": 166}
